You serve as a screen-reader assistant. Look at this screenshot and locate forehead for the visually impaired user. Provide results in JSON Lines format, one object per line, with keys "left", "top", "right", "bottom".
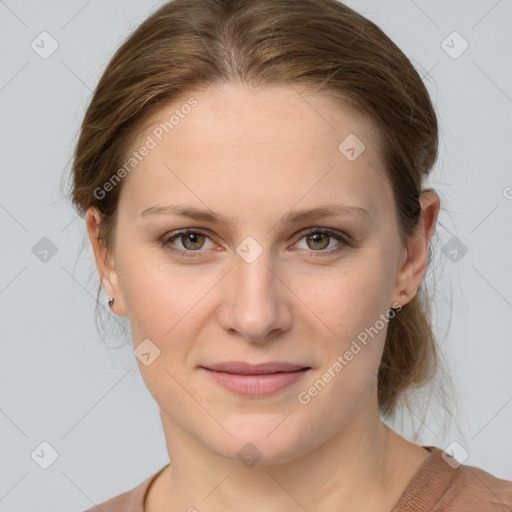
{"left": 118, "top": 82, "right": 392, "bottom": 226}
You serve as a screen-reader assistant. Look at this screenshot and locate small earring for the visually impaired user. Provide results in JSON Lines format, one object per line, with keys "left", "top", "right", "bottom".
{"left": 391, "top": 303, "right": 402, "bottom": 314}
{"left": 108, "top": 297, "right": 115, "bottom": 309}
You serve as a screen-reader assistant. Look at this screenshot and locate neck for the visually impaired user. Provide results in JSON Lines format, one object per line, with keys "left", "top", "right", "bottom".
{"left": 146, "top": 391, "right": 424, "bottom": 512}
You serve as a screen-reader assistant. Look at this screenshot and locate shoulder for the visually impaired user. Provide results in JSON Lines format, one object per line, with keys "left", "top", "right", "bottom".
{"left": 82, "top": 464, "right": 169, "bottom": 512}
{"left": 418, "top": 447, "right": 512, "bottom": 511}
{"left": 393, "top": 446, "right": 512, "bottom": 512}
{"left": 436, "top": 459, "right": 512, "bottom": 511}
{"left": 82, "top": 478, "right": 149, "bottom": 512}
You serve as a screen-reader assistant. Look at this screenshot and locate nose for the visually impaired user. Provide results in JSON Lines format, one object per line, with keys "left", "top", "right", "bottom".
{"left": 218, "top": 252, "right": 293, "bottom": 343}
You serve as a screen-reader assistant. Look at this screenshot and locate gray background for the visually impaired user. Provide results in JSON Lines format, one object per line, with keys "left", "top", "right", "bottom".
{"left": 1, "top": 0, "right": 511, "bottom": 510}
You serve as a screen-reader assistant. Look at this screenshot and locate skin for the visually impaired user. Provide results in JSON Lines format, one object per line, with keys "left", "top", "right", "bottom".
{"left": 86, "top": 82, "right": 440, "bottom": 512}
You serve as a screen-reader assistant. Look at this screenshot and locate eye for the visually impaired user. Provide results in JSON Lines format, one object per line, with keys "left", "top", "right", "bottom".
{"left": 160, "top": 229, "right": 217, "bottom": 257}
{"left": 292, "top": 228, "right": 351, "bottom": 257}
{"left": 159, "top": 227, "right": 352, "bottom": 259}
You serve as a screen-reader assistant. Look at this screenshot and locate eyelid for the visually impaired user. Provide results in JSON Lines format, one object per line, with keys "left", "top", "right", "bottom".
{"left": 160, "top": 226, "right": 352, "bottom": 257}
{"left": 160, "top": 228, "right": 219, "bottom": 257}
{"left": 293, "top": 226, "right": 350, "bottom": 243}
{"left": 289, "top": 227, "right": 351, "bottom": 255}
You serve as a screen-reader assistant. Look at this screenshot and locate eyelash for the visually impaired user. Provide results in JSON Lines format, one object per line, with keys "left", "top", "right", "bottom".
{"left": 159, "top": 227, "right": 353, "bottom": 259}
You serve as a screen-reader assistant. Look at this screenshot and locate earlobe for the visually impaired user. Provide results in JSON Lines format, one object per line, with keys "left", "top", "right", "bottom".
{"left": 101, "top": 270, "right": 127, "bottom": 316}
{"left": 390, "top": 190, "right": 440, "bottom": 308}
{"left": 85, "top": 207, "right": 127, "bottom": 316}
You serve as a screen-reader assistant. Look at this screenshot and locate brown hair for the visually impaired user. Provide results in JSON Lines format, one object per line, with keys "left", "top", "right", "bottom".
{"left": 66, "top": 0, "right": 455, "bottom": 423}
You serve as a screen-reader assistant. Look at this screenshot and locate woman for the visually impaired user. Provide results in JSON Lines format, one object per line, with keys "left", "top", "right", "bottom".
{"left": 69, "top": 0, "right": 512, "bottom": 510}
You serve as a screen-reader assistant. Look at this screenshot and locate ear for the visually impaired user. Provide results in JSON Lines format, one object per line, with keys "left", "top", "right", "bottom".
{"left": 390, "top": 189, "right": 440, "bottom": 308}
{"left": 85, "top": 207, "right": 127, "bottom": 316}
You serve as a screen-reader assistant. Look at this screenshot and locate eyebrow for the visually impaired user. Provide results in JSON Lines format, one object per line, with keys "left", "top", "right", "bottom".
{"left": 140, "top": 202, "right": 371, "bottom": 227}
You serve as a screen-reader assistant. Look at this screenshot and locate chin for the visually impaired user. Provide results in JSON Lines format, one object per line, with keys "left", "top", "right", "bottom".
{"left": 200, "top": 414, "right": 319, "bottom": 466}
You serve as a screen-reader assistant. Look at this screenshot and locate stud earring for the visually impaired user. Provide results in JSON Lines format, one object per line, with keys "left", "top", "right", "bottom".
{"left": 108, "top": 297, "right": 115, "bottom": 309}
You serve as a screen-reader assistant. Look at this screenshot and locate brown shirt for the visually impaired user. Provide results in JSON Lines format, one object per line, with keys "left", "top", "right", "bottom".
{"left": 84, "top": 446, "right": 512, "bottom": 511}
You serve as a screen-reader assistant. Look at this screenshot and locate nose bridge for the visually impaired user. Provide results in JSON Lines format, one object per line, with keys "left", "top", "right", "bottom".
{"left": 235, "top": 248, "right": 274, "bottom": 301}
{"left": 221, "top": 241, "right": 289, "bottom": 341}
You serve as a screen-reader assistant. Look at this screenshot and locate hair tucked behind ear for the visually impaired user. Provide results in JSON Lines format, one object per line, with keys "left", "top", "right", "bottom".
{"left": 65, "top": 0, "right": 459, "bottom": 433}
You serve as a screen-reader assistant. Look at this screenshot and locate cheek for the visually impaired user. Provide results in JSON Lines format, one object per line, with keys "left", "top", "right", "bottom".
{"left": 119, "top": 257, "right": 209, "bottom": 407}
{"left": 116, "top": 251, "right": 224, "bottom": 402}
{"left": 291, "top": 257, "right": 391, "bottom": 399}
{"left": 295, "top": 280, "right": 387, "bottom": 428}
{"left": 116, "top": 245, "right": 210, "bottom": 337}
{"left": 291, "top": 256, "right": 392, "bottom": 337}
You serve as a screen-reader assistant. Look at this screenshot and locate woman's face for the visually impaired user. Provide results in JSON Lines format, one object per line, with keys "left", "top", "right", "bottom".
{"left": 88, "top": 82, "right": 421, "bottom": 464}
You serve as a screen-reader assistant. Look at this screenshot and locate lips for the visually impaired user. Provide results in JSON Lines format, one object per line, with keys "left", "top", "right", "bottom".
{"left": 204, "top": 361, "right": 310, "bottom": 374}
{"left": 200, "top": 361, "right": 311, "bottom": 396}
